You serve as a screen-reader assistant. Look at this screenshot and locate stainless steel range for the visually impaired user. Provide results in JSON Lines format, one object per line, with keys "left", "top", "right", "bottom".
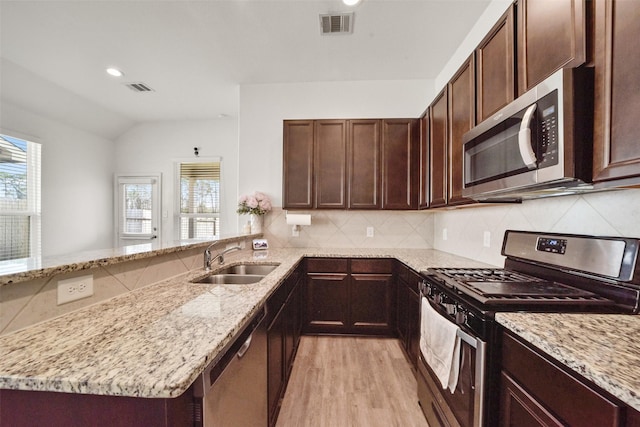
{"left": 417, "top": 230, "right": 640, "bottom": 427}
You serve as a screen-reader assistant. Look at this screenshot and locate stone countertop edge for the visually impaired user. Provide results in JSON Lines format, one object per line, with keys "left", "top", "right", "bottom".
{"left": 0, "top": 248, "right": 489, "bottom": 399}
{"left": 0, "top": 233, "right": 262, "bottom": 286}
{"left": 495, "top": 312, "right": 640, "bottom": 413}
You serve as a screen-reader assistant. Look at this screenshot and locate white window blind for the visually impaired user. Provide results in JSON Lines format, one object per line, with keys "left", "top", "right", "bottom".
{"left": 178, "top": 161, "right": 221, "bottom": 239}
{"left": 0, "top": 134, "right": 41, "bottom": 261}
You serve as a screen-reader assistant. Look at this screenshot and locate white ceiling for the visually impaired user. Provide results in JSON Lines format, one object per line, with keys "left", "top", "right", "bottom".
{"left": 0, "top": 0, "right": 491, "bottom": 136}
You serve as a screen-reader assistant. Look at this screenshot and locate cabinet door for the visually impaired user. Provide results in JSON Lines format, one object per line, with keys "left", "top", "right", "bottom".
{"left": 517, "top": 0, "right": 586, "bottom": 94}
{"left": 501, "top": 331, "right": 624, "bottom": 427}
{"left": 500, "top": 372, "right": 565, "bottom": 427}
{"left": 381, "top": 119, "right": 419, "bottom": 210}
{"left": 283, "top": 120, "right": 314, "bottom": 208}
{"left": 419, "top": 111, "right": 430, "bottom": 209}
{"left": 406, "top": 272, "right": 422, "bottom": 369}
{"left": 447, "top": 55, "right": 476, "bottom": 206}
{"left": 348, "top": 119, "right": 381, "bottom": 209}
{"left": 315, "top": 120, "right": 347, "bottom": 208}
{"left": 429, "top": 88, "right": 448, "bottom": 208}
{"left": 593, "top": 0, "right": 640, "bottom": 184}
{"left": 305, "top": 273, "right": 349, "bottom": 334}
{"left": 476, "top": 5, "right": 515, "bottom": 122}
{"left": 350, "top": 273, "right": 394, "bottom": 335}
{"left": 396, "top": 277, "right": 408, "bottom": 343}
{"left": 267, "top": 308, "right": 285, "bottom": 426}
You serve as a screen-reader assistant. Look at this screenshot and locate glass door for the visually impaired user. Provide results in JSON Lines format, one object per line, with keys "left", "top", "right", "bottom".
{"left": 115, "top": 175, "right": 161, "bottom": 247}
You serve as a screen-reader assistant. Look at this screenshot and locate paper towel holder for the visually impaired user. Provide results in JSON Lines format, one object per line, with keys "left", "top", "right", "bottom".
{"left": 285, "top": 212, "right": 312, "bottom": 235}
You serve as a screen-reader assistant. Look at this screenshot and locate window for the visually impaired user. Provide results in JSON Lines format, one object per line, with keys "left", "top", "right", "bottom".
{"left": 0, "top": 134, "right": 41, "bottom": 260}
{"left": 178, "top": 161, "right": 220, "bottom": 239}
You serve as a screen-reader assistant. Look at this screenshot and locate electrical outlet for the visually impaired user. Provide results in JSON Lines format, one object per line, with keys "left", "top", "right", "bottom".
{"left": 442, "top": 228, "right": 448, "bottom": 241}
{"left": 483, "top": 231, "right": 491, "bottom": 248}
{"left": 57, "top": 274, "right": 94, "bottom": 305}
{"left": 366, "top": 226, "right": 374, "bottom": 237}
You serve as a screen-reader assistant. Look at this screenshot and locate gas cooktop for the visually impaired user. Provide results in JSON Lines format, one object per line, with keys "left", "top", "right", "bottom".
{"left": 421, "top": 230, "right": 640, "bottom": 313}
{"left": 426, "top": 267, "right": 610, "bottom": 306}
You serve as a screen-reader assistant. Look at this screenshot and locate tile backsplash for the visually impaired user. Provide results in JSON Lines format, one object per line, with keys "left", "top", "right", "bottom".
{"left": 433, "top": 188, "right": 640, "bottom": 266}
{"left": 263, "top": 189, "right": 640, "bottom": 268}
{"left": 261, "top": 208, "right": 435, "bottom": 249}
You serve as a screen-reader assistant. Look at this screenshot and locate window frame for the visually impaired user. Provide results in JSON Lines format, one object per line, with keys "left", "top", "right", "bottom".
{"left": 174, "top": 157, "right": 222, "bottom": 241}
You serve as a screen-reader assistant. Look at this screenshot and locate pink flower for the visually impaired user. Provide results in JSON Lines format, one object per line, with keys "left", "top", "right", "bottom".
{"left": 246, "top": 196, "right": 259, "bottom": 208}
{"left": 237, "top": 191, "right": 272, "bottom": 215}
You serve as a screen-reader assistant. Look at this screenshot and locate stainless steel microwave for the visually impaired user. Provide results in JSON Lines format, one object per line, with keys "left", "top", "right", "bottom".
{"left": 462, "top": 68, "right": 594, "bottom": 202}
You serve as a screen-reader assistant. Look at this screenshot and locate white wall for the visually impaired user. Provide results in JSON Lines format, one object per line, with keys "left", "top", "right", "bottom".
{"left": 114, "top": 118, "right": 239, "bottom": 240}
{"left": 238, "top": 79, "right": 433, "bottom": 208}
{"left": 1, "top": 102, "right": 115, "bottom": 256}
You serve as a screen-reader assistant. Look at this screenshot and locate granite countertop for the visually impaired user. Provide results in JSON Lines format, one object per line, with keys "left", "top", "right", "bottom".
{"left": 0, "top": 247, "right": 488, "bottom": 399}
{"left": 0, "top": 233, "right": 262, "bottom": 286}
{"left": 496, "top": 312, "right": 640, "bottom": 412}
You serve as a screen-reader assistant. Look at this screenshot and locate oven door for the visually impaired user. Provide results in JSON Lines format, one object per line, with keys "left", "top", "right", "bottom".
{"left": 417, "top": 298, "right": 486, "bottom": 427}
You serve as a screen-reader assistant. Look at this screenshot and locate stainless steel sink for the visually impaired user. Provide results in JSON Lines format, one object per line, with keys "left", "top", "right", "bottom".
{"left": 193, "top": 274, "right": 265, "bottom": 285}
{"left": 192, "top": 263, "right": 280, "bottom": 285}
{"left": 216, "top": 263, "right": 280, "bottom": 276}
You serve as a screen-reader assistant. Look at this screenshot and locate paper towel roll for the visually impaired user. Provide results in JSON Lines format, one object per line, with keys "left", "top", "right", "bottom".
{"left": 286, "top": 213, "right": 311, "bottom": 226}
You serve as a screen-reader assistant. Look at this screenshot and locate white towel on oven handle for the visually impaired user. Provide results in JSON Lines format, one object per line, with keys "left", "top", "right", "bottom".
{"left": 420, "top": 296, "right": 461, "bottom": 393}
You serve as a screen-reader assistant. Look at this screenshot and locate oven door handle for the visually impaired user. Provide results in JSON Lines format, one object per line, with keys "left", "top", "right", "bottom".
{"left": 456, "top": 328, "right": 478, "bottom": 349}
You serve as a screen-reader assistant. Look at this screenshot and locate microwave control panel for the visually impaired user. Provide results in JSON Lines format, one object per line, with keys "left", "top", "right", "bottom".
{"left": 537, "top": 90, "right": 559, "bottom": 169}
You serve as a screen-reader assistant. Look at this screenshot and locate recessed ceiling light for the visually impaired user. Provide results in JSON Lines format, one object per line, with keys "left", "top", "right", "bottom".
{"left": 342, "top": 0, "right": 361, "bottom": 5}
{"left": 106, "top": 67, "right": 124, "bottom": 77}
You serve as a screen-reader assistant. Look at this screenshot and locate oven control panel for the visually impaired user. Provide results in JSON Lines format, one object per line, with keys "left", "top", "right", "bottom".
{"left": 536, "top": 237, "right": 567, "bottom": 254}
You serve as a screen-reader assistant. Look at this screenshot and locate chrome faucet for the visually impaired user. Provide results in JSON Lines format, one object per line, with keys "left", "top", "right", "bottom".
{"left": 203, "top": 241, "right": 219, "bottom": 271}
{"left": 204, "top": 244, "right": 242, "bottom": 271}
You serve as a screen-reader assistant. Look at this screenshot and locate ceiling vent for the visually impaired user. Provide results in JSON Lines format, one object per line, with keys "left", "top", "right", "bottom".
{"left": 319, "top": 13, "right": 354, "bottom": 35}
{"left": 124, "top": 82, "right": 155, "bottom": 93}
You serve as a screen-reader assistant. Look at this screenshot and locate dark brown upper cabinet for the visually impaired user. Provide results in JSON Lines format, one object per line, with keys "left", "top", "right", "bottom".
{"left": 284, "top": 119, "right": 418, "bottom": 210}
{"left": 429, "top": 88, "right": 448, "bottom": 208}
{"left": 447, "top": 55, "right": 477, "bottom": 206}
{"left": 381, "top": 119, "right": 420, "bottom": 210}
{"left": 348, "top": 119, "right": 381, "bottom": 209}
{"left": 314, "top": 120, "right": 347, "bottom": 209}
{"left": 419, "top": 111, "right": 430, "bottom": 209}
{"left": 592, "top": 0, "right": 640, "bottom": 185}
{"left": 283, "top": 120, "right": 314, "bottom": 209}
{"left": 517, "top": 0, "right": 587, "bottom": 95}
{"left": 476, "top": 5, "right": 516, "bottom": 123}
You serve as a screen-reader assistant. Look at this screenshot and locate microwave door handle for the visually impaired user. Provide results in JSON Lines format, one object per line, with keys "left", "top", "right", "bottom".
{"left": 518, "top": 104, "right": 538, "bottom": 169}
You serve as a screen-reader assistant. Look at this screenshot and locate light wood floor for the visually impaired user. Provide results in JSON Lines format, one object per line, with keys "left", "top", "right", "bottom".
{"left": 276, "top": 336, "right": 429, "bottom": 427}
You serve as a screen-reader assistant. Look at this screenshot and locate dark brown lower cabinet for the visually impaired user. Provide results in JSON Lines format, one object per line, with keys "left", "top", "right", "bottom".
{"left": 267, "top": 263, "right": 304, "bottom": 427}
{"left": 395, "top": 262, "right": 421, "bottom": 369}
{"left": 500, "top": 329, "right": 628, "bottom": 427}
{"left": 267, "top": 304, "right": 286, "bottom": 427}
{"left": 0, "top": 387, "right": 193, "bottom": 427}
{"left": 304, "top": 258, "right": 395, "bottom": 336}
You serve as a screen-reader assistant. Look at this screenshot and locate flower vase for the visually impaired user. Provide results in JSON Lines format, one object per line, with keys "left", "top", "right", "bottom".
{"left": 250, "top": 214, "right": 263, "bottom": 234}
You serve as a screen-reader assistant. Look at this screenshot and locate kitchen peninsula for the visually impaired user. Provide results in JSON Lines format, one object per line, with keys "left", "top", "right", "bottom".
{"left": 1, "top": 240, "right": 639, "bottom": 426}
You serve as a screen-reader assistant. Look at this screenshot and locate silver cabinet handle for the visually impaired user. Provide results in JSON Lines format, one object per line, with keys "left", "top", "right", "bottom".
{"left": 236, "top": 334, "right": 252, "bottom": 359}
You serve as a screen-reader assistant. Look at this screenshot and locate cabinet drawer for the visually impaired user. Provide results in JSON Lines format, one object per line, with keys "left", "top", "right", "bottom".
{"left": 351, "top": 258, "right": 393, "bottom": 274}
{"left": 306, "top": 258, "right": 348, "bottom": 273}
{"left": 502, "top": 331, "right": 623, "bottom": 427}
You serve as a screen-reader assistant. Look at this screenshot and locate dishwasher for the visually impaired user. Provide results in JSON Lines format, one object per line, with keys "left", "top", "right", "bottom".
{"left": 193, "top": 307, "right": 267, "bottom": 427}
